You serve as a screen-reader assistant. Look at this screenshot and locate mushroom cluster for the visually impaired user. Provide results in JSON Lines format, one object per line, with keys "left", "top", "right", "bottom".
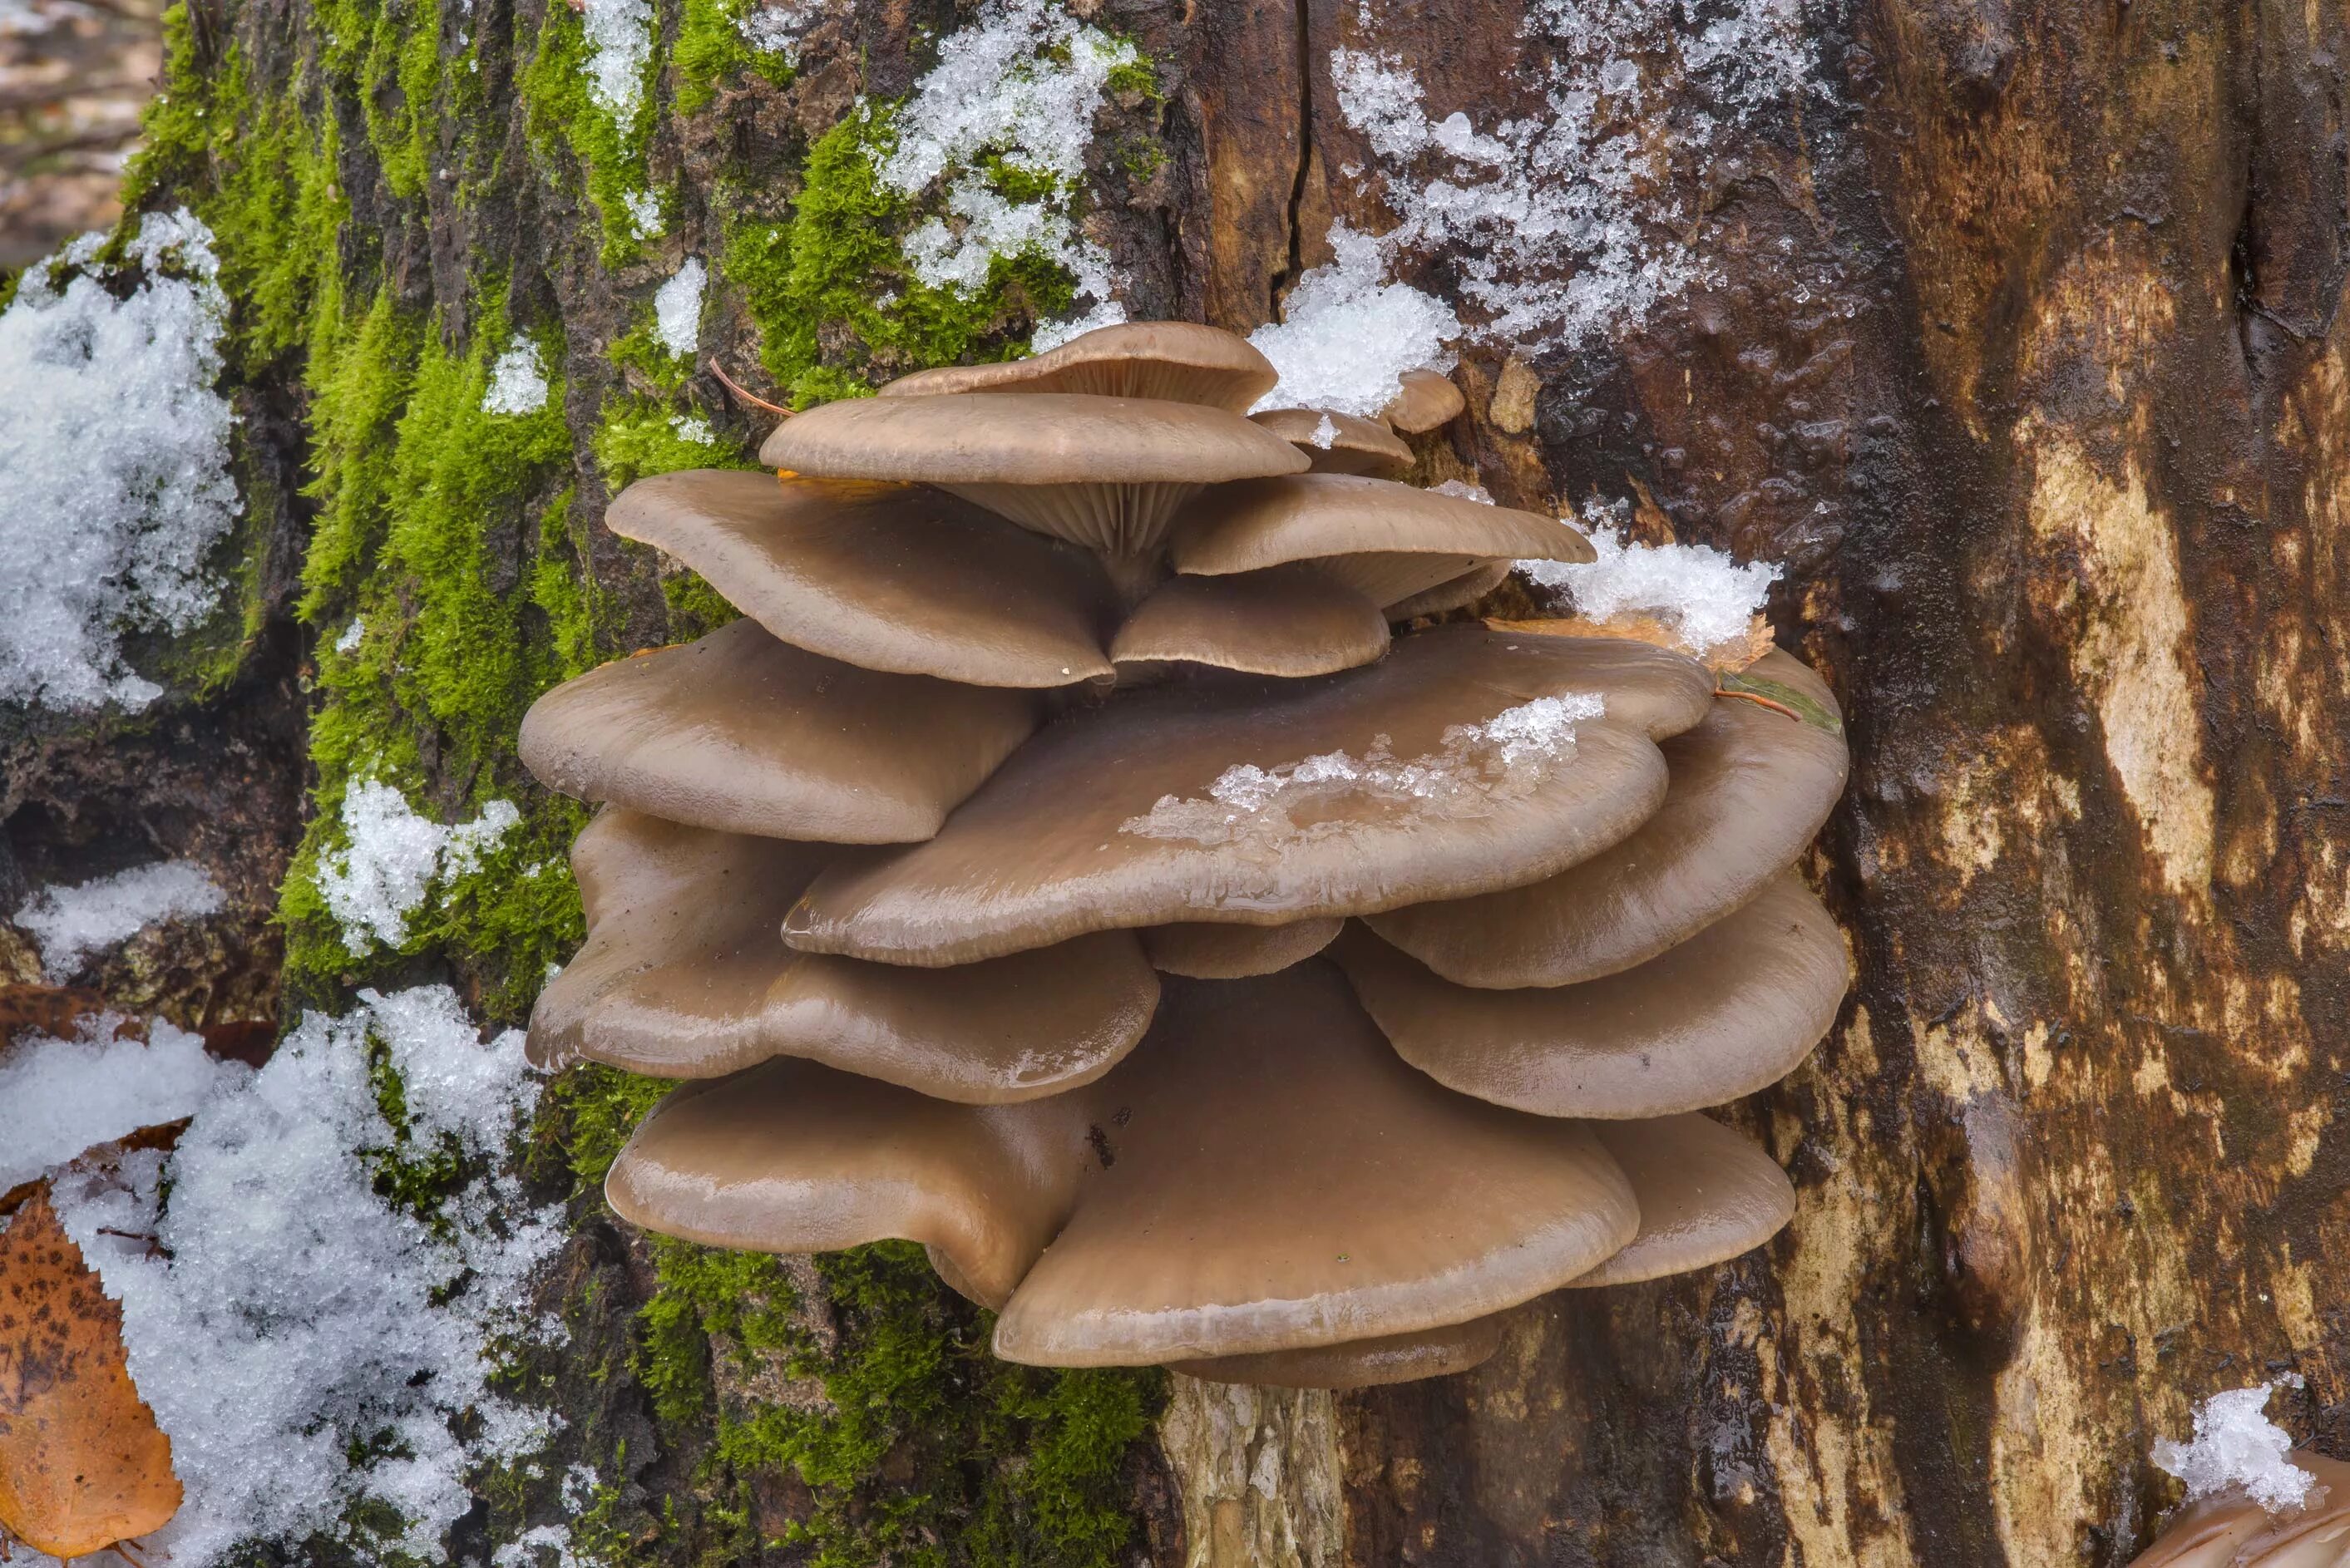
{"left": 520, "top": 323, "right": 1851, "bottom": 1389}
{"left": 2129, "top": 1453, "right": 2350, "bottom": 1566}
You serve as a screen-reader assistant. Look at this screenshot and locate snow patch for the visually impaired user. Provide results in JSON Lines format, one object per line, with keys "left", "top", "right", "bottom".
{"left": 739, "top": 0, "right": 822, "bottom": 60}
{"left": 580, "top": 0, "right": 654, "bottom": 119}
{"left": 671, "top": 412, "right": 717, "bottom": 444}
{"left": 9, "top": 985, "right": 562, "bottom": 1568}
{"left": 1429, "top": 478, "right": 1493, "bottom": 504}
{"left": 0, "top": 1018, "right": 240, "bottom": 1191}
{"left": 333, "top": 617, "right": 367, "bottom": 653}
{"left": 1329, "top": 0, "right": 1817, "bottom": 353}
{"left": 622, "top": 187, "right": 664, "bottom": 239}
{"left": 878, "top": 0, "right": 1136, "bottom": 345}
{"left": 0, "top": 210, "right": 237, "bottom": 711}
{"left": 1247, "top": 222, "right": 1458, "bottom": 418}
{"left": 12, "top": 860, "right": 226, "bottom": 979}
{"left": 1307, "top": 413, "right": 1338, "bottom": 449}
{"left": 316, "top": 781, "right": 521, "bottom": 955}
{"left": 654, "top": 257, "right": 707, "bottom": 360}
{"left": 1518, "top": 518, "right": 1780, "bottom": 658}
{"left": 484, "top": 336, "right": 550, "bottom": 416}
{"left": 1123, "top": 693, "right": 1606, "bottom": 847}
{"left": 2154, "top": 1381, "right": 2317, "bottom": 1515}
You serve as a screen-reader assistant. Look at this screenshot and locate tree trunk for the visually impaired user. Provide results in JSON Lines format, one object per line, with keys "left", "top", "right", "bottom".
{"left": 13, "top": 0, "right": 2349, "bottom": 1561}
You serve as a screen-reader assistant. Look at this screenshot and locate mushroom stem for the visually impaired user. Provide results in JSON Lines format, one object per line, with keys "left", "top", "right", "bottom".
{"left": 1097, "top": 548, "right": 1173, "bottom": 611}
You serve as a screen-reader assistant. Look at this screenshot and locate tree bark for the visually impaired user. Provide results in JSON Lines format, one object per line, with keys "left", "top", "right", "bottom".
{"left": 13, "top": 0, "right": 2349, "bottom": 1561}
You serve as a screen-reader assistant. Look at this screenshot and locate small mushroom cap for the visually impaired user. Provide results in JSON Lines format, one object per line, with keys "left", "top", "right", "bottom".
{"left": 1365, "top": 648, "right": 1848, "bottom": 986}
{"left": 1383, "top": 368, "right": 1466, "bottom": 434}
{"left": 1108, "top": 565, "right": 1390, "bottom": 678}
{"left": 1331, "top": 872, "right": 1845, "bottom": 1117}
{"left": 531, "top": 808, "right": 1162, "bottom": 1100}
{"left": 990, "top": 965, "right": 1639, "bottom": 1365}
{"left": 759, "top": 393, "right": 1307, "bottom": 555}
{"left": 1386, "top": 559, "right": 1513, "bottom": 621}
{"left": 518, "top": 618, "right": 1043, "bottom": 843}
{"left": 875, "top": 323, "right": 1279, "bottom": 413}
{"left": 1169, "top": 474, "right": 1592, "bottom": 609}
{"left": 1566, "top": 1115, "right": 1795, "bottom": 1288}
{"left": 1173, "top": 1312, "right": 1505, "bottom": 1389}
{"left": 606, "top": 469, "right": 1117, "bottom": 687}
{"left": 1249, "top": 407, "right": 1414, "bottom": 477}
{"left": 1141, "top": 916, "right": 1343, "bottom": 979}
{"left": 2130, "top": 1453, "right": 2350, "bottom": 1566}
{"left": 607, "top": 1058, "right": 1090, "bottom": 1306}
{"left": 784, "top": 625, "right": 1717, "bottom": 965}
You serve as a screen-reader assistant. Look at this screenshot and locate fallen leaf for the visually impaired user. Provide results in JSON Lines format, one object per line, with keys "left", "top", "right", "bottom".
{"left": 0, "top": 986, "right": 128, "bottom": 1053}
{"left": 1484, "top": 611, "right": 1778, "bottom": 671}
{"left": 0, "top": 1122, "right": 194, "bottom": 1223}
{"left": 0, "top": 1186, "right": 181, "bottom": 1556}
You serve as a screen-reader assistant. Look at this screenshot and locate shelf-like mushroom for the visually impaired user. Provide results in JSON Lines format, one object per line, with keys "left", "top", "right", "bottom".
{"left": 783, "top": 625, "right": 1716, "bottom": 965}
{"left": 1332, "top": 872, "right": 1845, "bottom": 1117}
{"left": 1108, "top": 564, "right": 1390, "bottom": 678}
{"left": 1141, "top": 915, "right": 1343, "bottom": 979}
{"left": 1388, "top": 559, "right": 1513, "bottom": 621}
{"left": 1384, "top": 368, "right": 1466, "bottom": 434}
{"left": 519, "top": 618, "right": 1043, "bottom": 842}
{"left": 1173, "top": 1313, "right": 1507, "bottom": 1389}
{"left": 2127, "top": 1452, "right": 2350, "bottom": 1566}
{"left": 1249, "top": 407, "right": 1415, "bottom": 477}
{"left": 1169, "top": 473, "right": 1590, "bottom": 609}
{"left": 760, "top": 392, "right": 1306, "bottom": 562}
{"left": 606, "top": 469, "right": 1118, "bottom": 687}
{"left": 531, "top": 808, "right": 1161, "bottom": 1100}
{"left": 1366, "top": 650, "right": 1848, "bottom": 986}
{"left": 874, "top": 322, "right": 1279, "bottom": 412}
{"left": 1566, "top": 1116, "right": 1796, "bottom": 1288}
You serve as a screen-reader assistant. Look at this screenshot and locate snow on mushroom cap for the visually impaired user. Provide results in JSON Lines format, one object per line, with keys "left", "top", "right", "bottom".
{"left": 1518, "top": 520, "right": 1782, "bottom": 661}
{"left": 1246, "top": 223, "right": 1459, "bottom": 419}
{"left": 2155, "top": 1382, "right": 2318, "bottom": 1514}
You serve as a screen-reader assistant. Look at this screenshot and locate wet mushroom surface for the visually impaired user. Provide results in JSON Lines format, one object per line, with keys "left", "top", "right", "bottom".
{"left": 521, "top": 322, "right": 1853, "bottom": 1388}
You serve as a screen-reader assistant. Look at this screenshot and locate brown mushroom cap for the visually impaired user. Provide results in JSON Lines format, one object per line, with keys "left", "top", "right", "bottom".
{"left": 1331, "top": 872, "right": 1845, "bottom": 1118}
{"left": 607, "top": 1057, "right": 1090, "bottom": 1307}
{"left": 1173, "top": 1313, "right": 1505, "bottom": 1388}
{"left": 1386, "top": 559, "right": 1513, "bottom": 621}
{"left": 1365, "top": 648, "right": 1848, "bottom": 986}
{"left": 1249, "top": 408, "right": 1414, "bottom": 478}
{"left": 783, "top": 625, "right": 1717, "bottom": 965}
{"left": 758, "top": 393, "right": 1307, "bottom": 557}
{"left": 606, "top": 469, "right": 1118, "bottom": 687}
{"left": 874, "top": 323, "right": 1279, "bottom": 413}
{"left": 1565, "top": 1116, "right": 1795, "bottom": 1288}
{"left": 529, "top": 807, "right": 1162, "bottom": 1100}
{"left": 2129, "top": 1452, "right": 2350, "bottom": 1566}
{"left": 1141, "top": 916, "right": 1343, "bottom": 979}
{"left": 990, "top": 965, "right": 1639, "bottom": 1365}
{"left": 1383, "top": 368, "right": 1467, "bottom": 434}
{"left": 1168, "top": 474, "right": 1593, "bottom": 609}
{"left": 1108, "top": 565, "right": 1390, "bottom": 678}
{"left": 518, "top": 618, "right": 1044, "bottom": 843}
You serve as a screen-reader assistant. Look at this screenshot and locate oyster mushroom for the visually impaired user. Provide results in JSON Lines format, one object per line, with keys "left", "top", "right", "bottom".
{"left": 875, "top": 321, "right": 1279, "bottom": 412}
{"left": 1141, "top": 915, "right": 1344, "bottom": 979}
{"left": 2128, "top": 1452, "right": 2350, "bottom": 1566}
{"left": 1567, "top": 1115, "right": 1796, "bottom": 1287}
{"left": 530, "top": 808, "right": 1159, "bottom": 1101}
{"left": 1383, "top": 367, "right": 1466, "bottom": 433}
{"left": 1387, "top": 559, "right": 1514, "bottom": 621}
{"left": 1169, "top": 473, "right": 1591, "bottom": 610}
{"left": 1365, "top": 649, "right": 1849, "bottom": 986}
{"left": 783, "top": 625, "right": 1718, "bottom": 965}
{"left": 605, "top": 469, "right": 1118, "bottom": 687}
{"left": 759, "top": 392, "right": 1306, "bottom": 568}
{"left": 1173, "top": 1314, "right": 1507, "bottom": 1389}
{"left": 518, "top": 617, "right": 1043, "bottom": 842}
{"left": 1108, "top": 563, "right": 1390, "bottom": 678}
{"left": 1331, "top": 871, "right": 1845, "bottom": 1117}
{"left": 1249, "top": 407, "right": 1414, "bottom": 477}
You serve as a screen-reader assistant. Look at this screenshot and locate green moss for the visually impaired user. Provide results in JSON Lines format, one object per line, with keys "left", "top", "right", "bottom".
{"left": 518, "top": 2, "right": 657, "bottom": 267}
{"left": 674, "top": 0, "right": 792, "bottom": 115}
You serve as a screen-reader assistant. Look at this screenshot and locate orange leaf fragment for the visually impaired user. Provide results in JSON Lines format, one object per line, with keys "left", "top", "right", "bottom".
{"left": 1484, "top": 610, "right": 1776, "bottom": 672}
{"left": 0, "top": 1186, "right": 181, "bottom": 1557}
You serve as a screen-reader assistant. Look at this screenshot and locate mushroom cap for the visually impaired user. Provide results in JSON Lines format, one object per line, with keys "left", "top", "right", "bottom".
{"left": 1383, "top": 368, "right": 1466, "bottom": 434}
{"left": 1387, "top": 559, "right": 1513, "bottom": 621}
{"left": 1565, "top": 1115, "right": 1795, "bottom": 1288}
{"left": 2130, "top": 1453, "right": 2350, "bottom": 1566}
{"left": 1169, "top": 474, "right": 1592, "bottom": 609}
{"left": 607, "top": 1057, "right": 1090, "bottom": 1307}
{"left": 1249, "top": 407, "right": 1414, "bottom": 477}
{"left": 529, "top": 807, "right": 1161, "bottom": 1100}
{"left": 990, "top": 965, "right": 1640, "bottom": 1365}
{"left": 1173, "top": 1313, "right": 1505, "bottom": 1388}
{"left": 606, "top": 469, "right": 1117, "bottom": 687}
{"left": 519, "top": 619, "right": 1043, "bottom": 843}
{"left": 1365, "top": 648, "right": 1848, "bottom": 986}
{"left": 1331, "top": 872, "right": 1845, "bottom": 1117}
{"left": 758, "top": 393, "right": 1307, "bottom": 555}
{"left": 1108, "top": 565, "right": 1390, "bottom": 678}
{"left": 1141, "top": 916, "right": 1343, "bottom": 979}
{"left": 783, "top": 624, "right": 1718, "bottom": 965}
{"left": 875, "top": 323, "right": 1279, "bottom": 413}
